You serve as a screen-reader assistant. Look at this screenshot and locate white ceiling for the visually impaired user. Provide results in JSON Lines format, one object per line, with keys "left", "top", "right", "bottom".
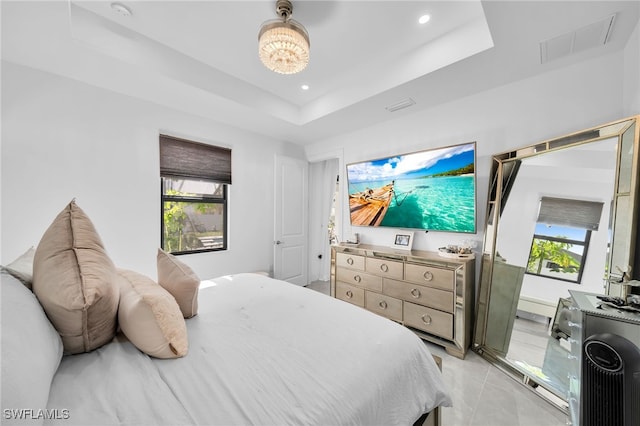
{"left": 2, "top": 1, "right": 639, "bottom": 146}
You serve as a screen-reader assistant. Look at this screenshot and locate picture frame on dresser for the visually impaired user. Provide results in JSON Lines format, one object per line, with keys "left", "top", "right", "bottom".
{"left": 392, "top": 231, "right": 414, "bottom": 251}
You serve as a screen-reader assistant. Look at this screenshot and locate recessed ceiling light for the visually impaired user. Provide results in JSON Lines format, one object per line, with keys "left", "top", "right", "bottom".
{"left": 111, "top": 2, "right": 132, "bottom": 17}
{"left": 418, "top": 14, "right": 431, "bottom": 25}
{"left": 301, "top": 84, "right": 309, "bottom": 91}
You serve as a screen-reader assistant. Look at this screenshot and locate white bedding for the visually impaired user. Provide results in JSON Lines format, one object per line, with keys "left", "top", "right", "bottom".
{"left": 45, "top": 273, "right": 451, "bottom": 425}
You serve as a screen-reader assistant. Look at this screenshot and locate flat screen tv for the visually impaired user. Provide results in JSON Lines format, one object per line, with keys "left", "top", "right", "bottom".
{"left": 346, "top": 142, "right": 476, "bottom": 233}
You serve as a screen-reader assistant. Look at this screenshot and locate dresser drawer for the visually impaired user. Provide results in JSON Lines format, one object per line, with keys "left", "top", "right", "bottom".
{"left": 365, "top": 291, "right": 403, "bottom": 322}
{"left": 404, "top": 263, "right": 454, "bottom": 291}
{"left": 365, "top": 257, "right": 403, "bottom": 280}
{"left": 383, "top": 279, "right": 454, "bottom": 313}
{"left": 404, "top": 302, "right": 453, "bottom": 340}
{"left": 336, "top": 253, "right": 365, "bottom": 271}
{"left": 335, "top": 282, "right": 365, "bottom": 307}
{"left": 336, "top": 269, "right": 382, "bottom": 292}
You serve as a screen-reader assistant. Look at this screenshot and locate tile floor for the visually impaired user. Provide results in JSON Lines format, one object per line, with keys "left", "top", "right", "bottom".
{"left": 305, "top": 281, "right": 569, "bottom": 426}
{"left": 506, "top": 315, "right": 571, "bottom": 402}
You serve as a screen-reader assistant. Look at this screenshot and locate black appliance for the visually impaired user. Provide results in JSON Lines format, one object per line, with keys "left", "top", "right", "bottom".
{"left": 581, "top": 333, "right": 640, "bottom": 426}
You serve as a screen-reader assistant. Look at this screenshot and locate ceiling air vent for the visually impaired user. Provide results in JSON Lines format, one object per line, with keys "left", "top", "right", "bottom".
{"left": 385, "top": 98, "right": 416, "bottom": 112}
{"left": 540, "top": 14, "right": 616, "bottom": 64}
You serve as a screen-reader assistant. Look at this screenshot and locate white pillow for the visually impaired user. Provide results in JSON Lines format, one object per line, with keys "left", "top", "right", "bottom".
{"left": 117, "top": 269, "right": 188, "bottom": 359}
{"left": 2, "top": 247, "right": 36, "bottom": 289}
{"left": 1, "top": 271, "right": 64, "bottom": 425}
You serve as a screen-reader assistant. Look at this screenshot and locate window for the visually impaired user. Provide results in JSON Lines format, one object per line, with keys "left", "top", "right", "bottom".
{"left": 160, "top": 135, "right": 231, "bottom": 255}
{"left": 525, "top": 197, "right": 604, "bottom": 284}
{"left": 526, "top": 224, "right": 591, "bottom": 283}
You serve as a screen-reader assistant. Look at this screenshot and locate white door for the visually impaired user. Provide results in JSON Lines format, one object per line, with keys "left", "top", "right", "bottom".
{"left": 274, "top": 155, "right": 309, "bottom": 285}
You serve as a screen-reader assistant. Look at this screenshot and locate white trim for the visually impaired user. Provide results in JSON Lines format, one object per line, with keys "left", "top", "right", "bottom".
{"left": 517, "top": 295, "right": 557, "bottom": 318}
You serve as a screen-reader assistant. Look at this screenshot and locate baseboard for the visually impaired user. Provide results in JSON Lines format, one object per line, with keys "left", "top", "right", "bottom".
{"left": 517, "top": 295, "right": 557, "bottom": 318}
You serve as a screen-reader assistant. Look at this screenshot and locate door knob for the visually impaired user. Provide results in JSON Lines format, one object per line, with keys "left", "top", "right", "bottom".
{"left": 275, "top": 240, "right": 283, "bottom": 245}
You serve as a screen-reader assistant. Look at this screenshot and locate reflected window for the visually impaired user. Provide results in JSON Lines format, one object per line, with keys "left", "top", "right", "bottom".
{"left": 526, "top": 224, "right": 590, "bottom": 283}
{"left": 526, "top": 197, "right": 604, "bottom": 283}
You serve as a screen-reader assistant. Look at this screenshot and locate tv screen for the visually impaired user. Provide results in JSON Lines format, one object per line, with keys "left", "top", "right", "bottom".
{"left": 346, "top": 142, "right": 476, "bottom": 233}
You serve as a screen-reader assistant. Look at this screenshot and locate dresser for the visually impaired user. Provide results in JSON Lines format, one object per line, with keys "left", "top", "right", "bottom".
{"left": 331, "top": 244, "right": 475, "bottom": 358}
{"left": 567, "top": 290, "right": 640, "bottom": 426}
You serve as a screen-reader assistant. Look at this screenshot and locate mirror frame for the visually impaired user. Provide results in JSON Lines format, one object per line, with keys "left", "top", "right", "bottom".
{"left": 473, "top": 115, "right": 640, "bottom": 410}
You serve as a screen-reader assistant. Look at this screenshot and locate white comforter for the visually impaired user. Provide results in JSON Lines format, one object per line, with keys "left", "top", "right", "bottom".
{"left": 46, "top": 273, "right": 451, "bottom": 425}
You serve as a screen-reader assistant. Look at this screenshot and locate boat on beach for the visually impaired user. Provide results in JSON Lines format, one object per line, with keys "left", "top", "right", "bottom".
{"left": 349, "top": 181, "right": 395, "bottom": 226}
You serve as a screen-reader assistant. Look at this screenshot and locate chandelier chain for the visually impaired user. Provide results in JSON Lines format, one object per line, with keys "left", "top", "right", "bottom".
{"left": 275, "top": 0, "right": 292, "bottom": 20}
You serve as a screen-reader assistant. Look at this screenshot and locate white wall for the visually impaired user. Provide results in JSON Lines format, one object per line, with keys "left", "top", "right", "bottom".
{"left": 308, "top": 161, "right": 325, "bottom": 281}
{"left": 305, "top": 51, "right": 627, "bottom": 281}
{"left": 307, "top": 160, "right": 335, "bottom": 282}
{"left": 1, "top": 62, "right": 305, "bottom": 280}
{"left": 3, "top": 23, "right": 637, "bottom": 285}
{"left": 623, "top": 18, "right": 640, "bottom": 116}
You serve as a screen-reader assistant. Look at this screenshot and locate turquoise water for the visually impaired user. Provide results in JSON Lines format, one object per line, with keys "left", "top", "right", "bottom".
{"left": 349, "top": 176, "right": 475, "bottom": 232}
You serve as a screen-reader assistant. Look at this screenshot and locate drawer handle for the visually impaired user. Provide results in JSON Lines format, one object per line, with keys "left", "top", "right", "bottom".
{"left": 354, "top": 275, "right": 362, "bottom": 283}
{"left": 380, "top": 263, "right": 389, "bottom": 272}
{"left": 345, "top": 290, "right": 353, "bottom": 299}
{"left": 421, "top": 314, "right": 432, "bottom": 325}
{"left": 347, "top": 257, "right": 354, "bottom": 265}
{"left": 423, "top": 271, "right": 434, "bottom": 281}
{"left": 379, "top": 300, "right": 388, "bottom": 309}
{"left": 410, "top": 288, "right": 421, "bottom": 298}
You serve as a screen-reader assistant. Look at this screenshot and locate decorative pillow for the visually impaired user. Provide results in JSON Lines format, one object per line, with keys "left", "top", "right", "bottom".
{"left": 117, "top": 269, "right": 188, "bottom": 359}
{"left": 32, "top": 200, "right": 119, "bottom": 354}
{"left": 1, "top": 271, "right": 64, "bottom": 425}
{"left": 2, "top": 246, "right": 36, "bottom": 289}
{"left": 157, "top": 248, "right": 200, "bottom": 318}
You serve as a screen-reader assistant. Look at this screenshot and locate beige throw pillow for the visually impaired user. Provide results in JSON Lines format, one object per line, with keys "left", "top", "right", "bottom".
{"left": 117, "top": 269, "right": 188, "bottom": 359}
{"left": 157, "top": 248, "right": 200, "bottom": 318}
{"left": 32, "top": 200, "right": 119, "bottom": 354}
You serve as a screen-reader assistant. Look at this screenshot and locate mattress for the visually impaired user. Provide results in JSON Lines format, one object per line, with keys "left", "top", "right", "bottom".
{"left": 45, "top": 273, "right": 451, "bottom": 425}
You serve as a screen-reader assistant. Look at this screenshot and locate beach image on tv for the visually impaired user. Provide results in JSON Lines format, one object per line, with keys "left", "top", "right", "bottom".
{"left": 346, "top": 142, "right": 476, "bottom": 233}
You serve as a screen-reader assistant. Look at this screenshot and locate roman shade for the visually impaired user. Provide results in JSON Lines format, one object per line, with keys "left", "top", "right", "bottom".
{"left": 160, "top": 135, "right": 231, "bottom": 184}
{"left": 537, "top": 197, "right": 604, "bottom": 230}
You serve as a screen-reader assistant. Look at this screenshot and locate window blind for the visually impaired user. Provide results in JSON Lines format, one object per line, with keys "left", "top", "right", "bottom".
{"left": 537, "top": 197, "right": 604, "bottom": 230}
{"left": 160, "top": 134, "right": 231, "bottom": 184}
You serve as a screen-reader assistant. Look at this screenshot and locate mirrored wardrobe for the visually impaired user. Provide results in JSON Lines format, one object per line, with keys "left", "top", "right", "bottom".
{"left": 473, "top": 116, "right": 640, "bottom": 410}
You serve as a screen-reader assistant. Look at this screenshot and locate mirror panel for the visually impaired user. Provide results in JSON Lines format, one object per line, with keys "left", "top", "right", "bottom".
{"left": 610, "top": 195, "right": 631, "bottom": 282}
{"left": 617, "top": 122, "right": 635, "bottom": 194}
{"left": 473, "top": 116, "right": 640, "bottom": 410}
{"left": 608, "top": 121, "right": 638, "bottom": 296}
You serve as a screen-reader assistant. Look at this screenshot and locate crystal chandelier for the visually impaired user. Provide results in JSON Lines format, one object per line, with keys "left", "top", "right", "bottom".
{"left": 258, "top": 0, "right": 310, "bottom": 75}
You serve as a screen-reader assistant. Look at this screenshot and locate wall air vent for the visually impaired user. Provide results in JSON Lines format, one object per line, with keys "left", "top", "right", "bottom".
{"left": 540, "top": 14, "right": 616, "bottom": 64}
{"left": 385, "top": 98, "right": 416, "bottom": 112}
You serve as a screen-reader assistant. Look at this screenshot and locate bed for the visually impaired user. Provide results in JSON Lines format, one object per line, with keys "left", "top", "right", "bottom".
{"left": 2, "top": 270, "right": 451, "bottom": 426}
